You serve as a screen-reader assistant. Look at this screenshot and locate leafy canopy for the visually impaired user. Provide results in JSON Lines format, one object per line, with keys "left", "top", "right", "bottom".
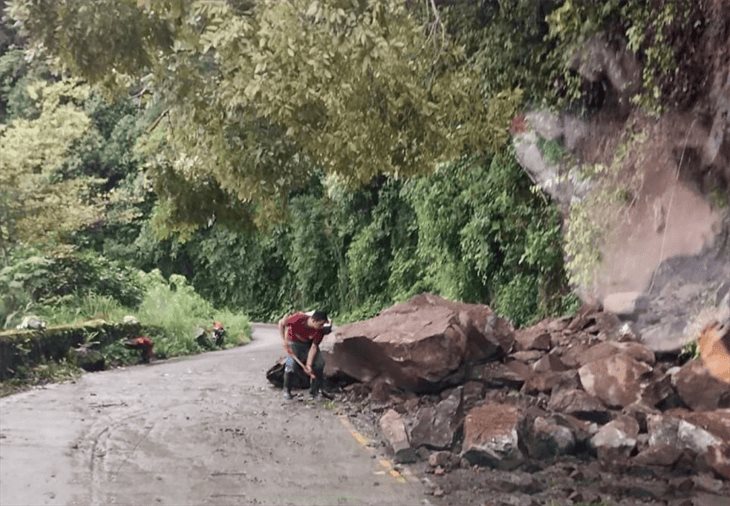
{"left": 8, "top": 0, "right": 520, "bottom": 226}
{"left": 0, "top": 79, "right": 102, "bottom": 255}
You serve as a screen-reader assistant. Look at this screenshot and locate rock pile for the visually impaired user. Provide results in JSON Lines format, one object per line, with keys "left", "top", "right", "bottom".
{"left": 324, "top": 294, "right": 730, "bottom": 495}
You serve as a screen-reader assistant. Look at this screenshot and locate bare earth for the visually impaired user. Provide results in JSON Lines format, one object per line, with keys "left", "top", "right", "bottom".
{"left": 0, "top": 325, "right": 426, "bottom": 506}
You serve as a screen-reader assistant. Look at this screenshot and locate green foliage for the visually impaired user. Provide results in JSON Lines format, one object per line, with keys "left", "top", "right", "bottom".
{"left": 447, "top": 0, "right": 556, "bottom": 105}
{"left": 0, "top": 79, "right": 103, "bottom": 254}
{"left": 404, "top": 151, "right": 568, "bottom": 325}
{"left": 547, "top": 0, "right": 698, "bottom": 113}
{"left": 136, "top": 270, "right": 251, "bottom": 358}
{"left": 680, "top": 339, "right": 700, "bottom": 361}
{"left": 211, "top": 309, "right": 252, "bottom": 347}
{"left": 174, "top": 147, "right": 570, "bottom": 327}
{"left": 101, "top": 340, "right": 138, "bottom": 368}
{"left": 0, "top": 249, "right": 144, "bottom": 321}
{"left": 537, "top": 137, "right": 568, "bottom": 165}
{"left": 34, "top": 294, "right": 127, "bottom": 326}
{"left": 10, "top": 0, "right": 519, "bottom": 228}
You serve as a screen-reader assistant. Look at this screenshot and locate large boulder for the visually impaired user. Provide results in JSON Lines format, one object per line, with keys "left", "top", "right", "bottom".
{"left": 323, "top": 294, "right": 513, "bottom": 392}
{"left": 461, "top": 403, "right": 524, "bottom": 469}
{"left": 579, "top": 353, "right": 653, "bottom": 408}
{"left": 379, "top": 409, "right": 416, "bottom": 464}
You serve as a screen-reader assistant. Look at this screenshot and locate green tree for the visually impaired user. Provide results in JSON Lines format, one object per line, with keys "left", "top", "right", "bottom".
{"left": 9, "top": 0, "right": 520, "bottom": 230}
{"left": 0, "top": 80, "right": 102, "bottom": 259}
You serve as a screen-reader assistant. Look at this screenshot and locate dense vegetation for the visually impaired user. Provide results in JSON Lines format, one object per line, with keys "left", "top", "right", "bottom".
{"left": 1, "top": 0, "right": 700, "bottom": 341}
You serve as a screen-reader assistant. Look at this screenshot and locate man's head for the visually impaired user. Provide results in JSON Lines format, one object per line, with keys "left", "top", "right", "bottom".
{"left": 307, "top": 310, "right": 329, "bottom": 329}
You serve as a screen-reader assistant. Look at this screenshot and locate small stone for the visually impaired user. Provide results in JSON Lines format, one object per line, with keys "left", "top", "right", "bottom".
{"left": 428, "top": 451, "right": 451, "bottom": 468}
{"left": 692, "top": 474, "right": 724, "bottom": 494}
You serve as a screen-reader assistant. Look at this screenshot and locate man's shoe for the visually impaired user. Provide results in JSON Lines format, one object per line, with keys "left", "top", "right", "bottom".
{"left": 283, "top": 390, "right": 293, "bottom": 400}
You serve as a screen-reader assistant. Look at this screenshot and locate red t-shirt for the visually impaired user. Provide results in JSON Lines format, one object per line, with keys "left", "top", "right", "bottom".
{"left": 285, "top": 312, "right": 324, "bottom": 345}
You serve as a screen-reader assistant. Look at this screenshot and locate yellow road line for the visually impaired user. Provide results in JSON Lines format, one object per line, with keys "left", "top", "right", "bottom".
{"left": 337, "top": 415, "right": 407, "bottom": 484}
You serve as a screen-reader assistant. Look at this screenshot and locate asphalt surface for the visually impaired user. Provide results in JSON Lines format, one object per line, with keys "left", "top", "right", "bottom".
{"left": 0, "top": 324, "right": 426, "bottom": 506}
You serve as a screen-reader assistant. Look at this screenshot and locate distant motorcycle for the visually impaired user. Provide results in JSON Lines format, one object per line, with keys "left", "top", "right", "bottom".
{"left": 195, "top": 322, "right": 226, "bottom": 350}
{"left": 212, "top": 321, "right": 226, "bottom": 347}
{"left": 123, "top": 336, "right": 154, "bottom": 363}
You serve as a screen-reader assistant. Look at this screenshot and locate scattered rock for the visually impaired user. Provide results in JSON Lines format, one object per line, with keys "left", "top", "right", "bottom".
{"left": 673, "top": 360, "right": 730, "bottom": 411}
{"left": 15, "top": 315, "right": 47, "bottom": 330}
{"left": 548, "top": 388, "right": 611, "bottom": 424}
{"left": 603, "top": 291, "right": 649, "bottom": 318}
{"left": 522, "top": 416, "right": 576, "bottom": 459}
{"left": 461, "top": 403, "right": 524, "bottom": 470}
{"left": 509, "top": 350, "right": 544, "bottom": 363}
{"left": 643, "top": 411, "right": 729, "bottom": 478}
{"left": 579, "top": 353, "right": 653, "bottom": 408}
{"left": 462, "top": 381, "right": 485, "bottom": 412}
{"left": 67, "top": 346, "right": 105, "bottom": 372}
{"left": 428, "top": 451, "right": 452, "bottom": 468}
{"left": 514, "top": 326, "right": 551, "bottom": 351}
{"left": 590, "top": 415, "right": 640, "bottom": 463}
{"left": 531, "top": 353, "right": 567, "bottom": 373}
{"left": 369, "top": 377, "right": 395, "bottom": 404}
{"left": 379, "top": 409, "right": 416, "bottom": 464}
{"left": 410, "top": 387, "right": 462, "bottom": 450}
{"left": 522, "top": 370, "right": 579, "bottom": 395}
{"left": 468, "top": 361, "right": 531, "bottom": 389}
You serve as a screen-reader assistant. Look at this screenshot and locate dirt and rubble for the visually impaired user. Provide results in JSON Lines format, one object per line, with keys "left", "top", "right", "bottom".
{"left": 322, "top": 293, "right": 730, "bottom": 506}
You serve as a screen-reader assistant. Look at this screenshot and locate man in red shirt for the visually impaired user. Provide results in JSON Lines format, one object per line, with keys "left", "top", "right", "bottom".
{"left": 278, "top": 310, "right": 329, "bottom": 400}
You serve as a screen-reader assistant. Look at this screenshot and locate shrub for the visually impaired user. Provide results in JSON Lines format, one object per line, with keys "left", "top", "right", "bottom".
{"left": 136, "top": 270, "right": 250, "bottom": 357}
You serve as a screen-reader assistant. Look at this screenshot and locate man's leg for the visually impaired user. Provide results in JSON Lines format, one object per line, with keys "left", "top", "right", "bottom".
{"left": 309, "top": 349, "right": 325, "bottom": 397}
{"left": 284, "top": 341, "right": 310, "bottom": 399}
{"left": 283, "top": 355, "right": 297, "bottom": 400}
{"left": 283, "top": 357, "right": 293, "bottom": 399}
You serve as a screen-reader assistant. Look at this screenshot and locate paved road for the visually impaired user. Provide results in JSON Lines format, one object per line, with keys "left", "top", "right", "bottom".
{"left": 0, "top": 325, "right": 426, "bottom": 506}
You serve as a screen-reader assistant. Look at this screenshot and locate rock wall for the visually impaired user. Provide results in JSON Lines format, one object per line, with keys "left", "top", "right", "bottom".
{"left": 0, "top": 320, "right": 148, "bottom": 379}
{"left": 513, "top": 5, "right": 730, "bottom": 351}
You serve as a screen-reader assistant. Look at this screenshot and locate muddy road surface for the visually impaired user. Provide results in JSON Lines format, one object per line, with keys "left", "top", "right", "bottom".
{"left": 0, "top": 325, "right": 426, "bottom": 506}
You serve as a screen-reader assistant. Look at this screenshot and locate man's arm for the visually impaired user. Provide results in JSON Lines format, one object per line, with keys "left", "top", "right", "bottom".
{"left": 305, "top": 342, "right": 318, "bottom": 374}
{"left": 278, "top": 315, "right": 291, "bottom": 354}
